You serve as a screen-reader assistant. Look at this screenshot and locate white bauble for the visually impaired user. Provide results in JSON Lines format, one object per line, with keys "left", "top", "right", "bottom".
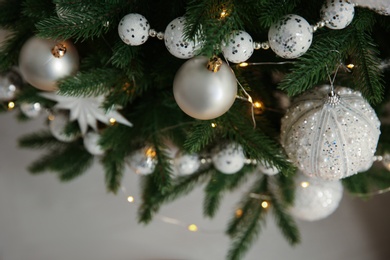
{"left": 212, "top": 143, "right": 246, "bottom": 174}
{"left": 19, "top": 37, "right": 79, "bottom": 91}
{"left": 173, "top": 56, "right": 237, "bottom": 120}
{"left": 164, "top": 17, "right": 200, "bottom": 59}
{"left": 352, "top": 0, "right": 390, "bottom": 16}
{"left": 127, "top": 147, "right": 157, "bottom": 175}
{"left": 221, "top": 30, "right": 254, "bottom": 63}
{"left": 49, "top": 113, "right": 78, "bottom": 142}
{"left": 268, "top": 14, "right": 313, "bottom": 59}
{"left": 174, "top": 152, "right": 200, "bottom": 176}
{"left": 83, "top": 132, "right": 104, "bottom": 156}
{"left": 20, "top": 102, "right": 42, "bottom": 118}
{"left": 258, "top": 162, "right": 279, "bottom": 176}
{"left": 118, "top": 13, "right": 150, "bottom": 46}
{"left": 281, "top": 85, "right": 380, "bottom": 181}
{"left": 320, "top": 0, "right": 355, "bottom": 30}
{"left": 289, "top": 173, "right": 343, "bottom": 221}
{"left": 0, "top": 70, "right": 22, "bottom": 101}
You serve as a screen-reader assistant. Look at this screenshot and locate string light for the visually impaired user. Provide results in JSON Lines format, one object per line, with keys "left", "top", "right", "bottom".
{"left": 239, "top": 62, "right": 249, "bottom": 67}
{"left": 220, "top": 9, "right": 228, "bottom": 18}
{"left": 253, "top": 101, "right": 263, "bottom": 109}
{"left": 7, "top": 101, "right": 15, "bottom": 110}
{"left": 145, "top": 147, "right": 156, "bottom": 157}
{"left": 187, "top": 224, "right": 198, "bottom": 232}
{"left": 347, "top": 63, "right": 355, "bottom": 69}
{"left": 211, "top": 122, "right": 217, "bottom": 128}
{"left": 261, "top": 201, "right": 269, "bottom": 209}
{"left": 235, "top": 209, "right": 243, "bottom": 218}
{"left": 48, "top": 114, "right": 55, "bottom": 121}
{"left": 127, "top": 196, "right": 135, "bottom": 203}
{"left": 109, "top": 117, "right": 116, "bottom": 125}
{"left": 300, "top": 181, "right": 310, "bottom": 188}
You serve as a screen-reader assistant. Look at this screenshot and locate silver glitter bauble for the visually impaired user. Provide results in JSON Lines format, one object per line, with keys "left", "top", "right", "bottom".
{"left": 173, "top": 56, "right": 237, "bottom": 120}
{"left": 126, "top": 146, "right": 157, "bottom": 175}
{"left": 49, "top": 113, "right": 78, "bottom": 142}
{"left": 268, "top": 14, "right": 313, "bottom": 59}
{"left": 221, "top": 30, "right": 254, "bottom": 63}
{"left": 352, "top": 0, "right": 390, "bottom": 16}
{"left": 164, "top": 17, "right": 200, "bottom": 59}
{"left": 0, "top": 70, "right": 22, "bottom": 101}
{"left": 320, "top": 0, "right": 355, "bottom": 30}
{"left": 19, "top": 37, "right": 79, "bottom": 91}
{"left": 20, "top": 102, "right": 42, "bottom": 118}
{"left": 83, "top": 132, "right": 104, "bottom": 156}
{"left": 289, "top": 172, "right": 343, "bottom": 221}
{"left": 281, "top": 85, "right": 381, "bottom": 181}
{"left": 212, "top": 142, "right": 246, "bottom": 174}
{"left": 173, "top": 152, "right": 200, "bottom": 176}
{"left": 118, "top": 13, "right": 150, "bottom": 46}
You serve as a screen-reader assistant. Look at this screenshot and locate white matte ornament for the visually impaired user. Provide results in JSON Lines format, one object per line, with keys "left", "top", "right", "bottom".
{"left": 49, "top": 113, "right": 78, "bottom": 142}
{"left": 118, "top": 13, "right": 150, "bottom": 46}
{"left": 221, "top": 30, "right": 254, "bottom": 63}
{"left": 164, "top": 17, "right": 200, "bottom": 59}
{"left": 173, "top": 56, "right": 237, "bottom": 120}
{"left": 320, "top": 0, "right": 355, "bottom": 30}
{"left": 20, "top": 102, "right": 42, "bottom": 118}
{"left": 289, "top": 172, "right": 343, "bottom": 221}
{"left": 281, "top": 85, "right": 381, "bottom": 181}
{"left": 127, "top": 147, "right": 157, "bottom": 175}
{"left": 352, "top": 0, "right": 390, "bottom": 16}
{"left": 212, "top": 143, "right": 246, "bottom": 174}
{"left": 19, "top": 36, "right": 79, "bottom": 91}
{"left": 268, "top": 14, "right": 313, "bottom": 59}
{"left": 174, "top": 152, "right": 201, "bottom": 176}
{"left": 83, "top": 132, "right": 104, "bottom": 156}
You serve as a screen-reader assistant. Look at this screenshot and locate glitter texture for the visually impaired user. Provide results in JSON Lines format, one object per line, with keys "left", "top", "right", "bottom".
{"left": 320, "top": 0, "right": 355, "bottom": 30}
{"left": 289, "top": 172, "right": 343, "bottom": 221}
{"left": 281, "top": 85, "right": 381, "bottom": 181}
{"left": 211, "top": 142, "right": 246, "bottom": 174}
{"left": 221, "top": 30, "right": 254, "bottom": 63}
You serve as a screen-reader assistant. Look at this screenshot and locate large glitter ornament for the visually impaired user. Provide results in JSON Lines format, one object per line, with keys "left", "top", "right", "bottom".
{"left": 126, "top": 146, "right": 158, "bottom": 175}
{"left": 173, "top": 56, "right": 237, "bottom": 120}
{"left": 83, "top": 131, "right": 104, "bottom": 156}
{"left": 221, "top": 30, "right": 254, "bottom": 63}
{"left": 0, "top": 70, "right": 22, "bottom": 101}
{"left": 164, "top": 17, "right": 200, "bottom": 59}
{"left": 320, "top": 0, "right": 355, "bottom": 30}
{"left": 281, "top": 85, "right": 381, "bottom": 181}
{"left": 19, "top": 36, "right": 79, "bottom": 91}
{"left": 49, "top": 112, "right": 78, "bottom": 142}
{"left": 118, "top": 13, "right": 150, "bottom": 46}
{"left": 173, "top": 152, "right": 201, "bottom": 176}
{"left": 268, "top": 14, "right": 313, "bottom": 59}
{"left": 212, "top": 143, "right": 246, "bottom": 174}
{"left": 289, "top": 172, "right": 343, "bottom": 221}
{"left": 20, "top": 102, "right": 42, "bottom": 118}
{"left": 352, "top": 0, "right": 390, "bottom": 16}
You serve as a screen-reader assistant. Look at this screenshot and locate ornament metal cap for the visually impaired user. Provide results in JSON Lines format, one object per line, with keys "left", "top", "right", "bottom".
{"left": 207, "top": 56, "right": 223, "bottom": 72}
{"left": 326, "top": 88, "right": 340, "bottom": 106}
{"left": 51, "top": 43, "right": 67, "bottom": 58}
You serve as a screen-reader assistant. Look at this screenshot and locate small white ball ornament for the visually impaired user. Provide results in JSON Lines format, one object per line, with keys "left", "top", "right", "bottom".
{"left": 49, "top": 113, "right": 78, "bottom": 142}
{"left": 126, "top": 146, "right": 157, "bottom": 175}
{"left": 221, "top": 30, "right": 254, "bottom": 63}
{"left": 174, "top": 152, "right": 201, "bottom": 176}
{"left": 320, "top": 0, "right": 355, "bottom": 30}
{"left": 212, "top": 143, "right": 246, "bottom": 174}
{"left": 20, "top": 102, "right": 42, "bottom": 118}
{"left": 289, "top": 172, "right": 343, "bottom": 221}
{"left": 164, "top": 17, "right": 200, "bottom": 59}
{"left": 0, "top": 70, "right": 22, "bottom": 101}
{"left": 118, "top": 13, "right": 150, "bottom": 46}
{"left": 83, "top": 132, "right": 105, "bottom": 156}
{"left": 19, "top": 36, "right": 79, "bottom": 91}
{"left": 352, "top": 0, "right": 390, "bottom": 16}
{"left": 173, "top": 56, "right": 237, "bottom": 120}
{"left": 281, "top": 85, "right": 381, "bottom": 181}
{"left": 268, "top": 14, "right": 313, "bottom": 59}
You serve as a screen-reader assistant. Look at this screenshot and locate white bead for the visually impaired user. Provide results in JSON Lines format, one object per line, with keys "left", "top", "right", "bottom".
{"left": 281, "top": 85, "right": 381, "bottom": 181}
{"left": 164, "top": 17, "right": 200, "bottom": 59}
{"left": 126, "top": 147, "right": 157, "bottom": 175}
{"left": 174, "top": 152, "right": 200, "bottom": 175}
{"left": 221, "top": 30, "right": 254, "bottom": 63}
{"left": 268, "top": 14, "right": 313, "bottom": 59}
{"left": 83, "top": 132, "right": 104, "bottom": 156}
{"left": 212, "top": 143, "right": 246, "bottom": 174}
{"left": 49, "top": 113, "right": 78, "bottom": 142}
{"left": 118, "top": 13, "right": 150, "bottom": 46}
{"left": 320, "top": 0, "right": 355, "bottom": 30}
{"left": 289, "top": 172, "right": 343, "bottom": 221}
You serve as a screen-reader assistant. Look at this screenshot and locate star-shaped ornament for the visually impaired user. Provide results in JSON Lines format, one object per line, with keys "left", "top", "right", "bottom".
{"left": 40, "top": 92, "right": 132, "bottom": 134}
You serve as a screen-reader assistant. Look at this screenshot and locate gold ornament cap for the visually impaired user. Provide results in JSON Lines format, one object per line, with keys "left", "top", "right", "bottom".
{"left": 207, "top": 56, "right": 223, "bottom": 72}
{"left": 51, "top": 43, "right": 67, "bottom": 58}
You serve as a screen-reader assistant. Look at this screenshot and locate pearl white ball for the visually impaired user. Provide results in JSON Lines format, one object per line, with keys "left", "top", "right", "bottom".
{"left": 320, "top": 0, "right": 355, "bottom": 30}
{"left": 19, "top": 37, "right": 79, "bottom": 91}
{"left": 289, "top": 172, "right": 343, "bottom": 221}
{"left": 268, "top": 14, "right": 313, "bottom": 59}
{"left": 212, "top": 143, "right": 246, "bottom": 174}
{"left": 20, "top": 102, "right": 42, "bottom": 118}
{"left": 221, "top": 30, "right": 254, "bottom": 63}
{"left": 174, "top": 152, "right": 201, "bottom": 176}
{"left": 281, "top": 85, "right": 381, "bottom": 181}
{"left": 164, "top": 17, "right": 200, "bottom": 59}
{"left": 173, "top": 56, "right": 237, "bottom": 120}
{"left": 49, "top": 113, "right": 78, "bottom": 142}
{"left": 83, "top": 132, "right": 104, "bottom": 156}
{"left": 127, "top": 147, "right": 157, "bottom": 175}
{"left": 118, "top": 13, "right": 150, "bottom": 46}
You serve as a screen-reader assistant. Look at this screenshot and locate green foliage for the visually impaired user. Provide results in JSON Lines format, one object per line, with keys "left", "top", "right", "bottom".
{"left": 19, "top": 131, "right": 64, "bottom": 149}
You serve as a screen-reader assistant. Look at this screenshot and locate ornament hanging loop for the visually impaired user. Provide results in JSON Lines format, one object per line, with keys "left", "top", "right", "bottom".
{"left": 207, "top": 56, "right": 223, "bottom": 72}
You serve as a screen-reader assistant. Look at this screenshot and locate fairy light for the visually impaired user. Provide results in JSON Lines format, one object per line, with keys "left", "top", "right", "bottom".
{"left": 261, "top": 201, "right": 269, "bottom": 209}
{"left": 301, "top": 181, "right": 310, "bottom": 188}
{"left": 7, "top": 101, "right": 15, "bottom": 110}
{"left": 211, "top": 122, "right": 217, "bottom": 128}
{"left": 253, "top": 101, "right": 263, "bottom": 109}
{"left": 347, "top": 63, "right": 355, "bottom": 69}
{"left": 109, "top": 117, "right": 117, "bottom": 125}
{"left": 220, "top": 9, "right": 228, "bottom": 18}
{"left": 48, "top": 114, "right": 55, "bottom": 121}
{"left": 239, "top": 62, "right": 249, "bottom": 67}
{"left": 235, "top": 209, "right": 243, "bottom": 218}
{"left": 145, "top": 147, "right": 156, "bottom": 157}
{"left": 127, "top": 196, "right": 134, "bottom": 203}
{"left": 188, "top": 224, "right": 198, "bottom": 232}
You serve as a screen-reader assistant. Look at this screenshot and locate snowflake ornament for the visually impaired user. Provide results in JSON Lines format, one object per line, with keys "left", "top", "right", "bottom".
{"left": 40, "top": 92, "right": 132, "bottom": 134}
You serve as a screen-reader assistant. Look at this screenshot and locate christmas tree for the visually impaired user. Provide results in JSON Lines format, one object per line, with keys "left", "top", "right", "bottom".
{"left": 1, "top": 0, "right": 390, "bottom": 259}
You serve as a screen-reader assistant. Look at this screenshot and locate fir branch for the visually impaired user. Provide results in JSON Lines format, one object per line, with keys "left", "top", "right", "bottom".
{"left": 342, "top": 172, "right": 369, "bottom": 196}
{"left": 183, "top": 120, "right": 217, "bottom": 153}
{"left": 18, "top": 131, "right": 64, "bottom": 149}
{"left": 101, "top": 148, "right": 125, "bottom": 193}
{"left": 0, "top": 0, "right": 23, "bottom": 29}
{"left": 21, "top": 0, "right": 54, "bottom": 20}
{"left": 150, "top": 138, "right": 174, "bottom": 195}
{"left": 276, "top": 172, "right": 296, "bottom": 205}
